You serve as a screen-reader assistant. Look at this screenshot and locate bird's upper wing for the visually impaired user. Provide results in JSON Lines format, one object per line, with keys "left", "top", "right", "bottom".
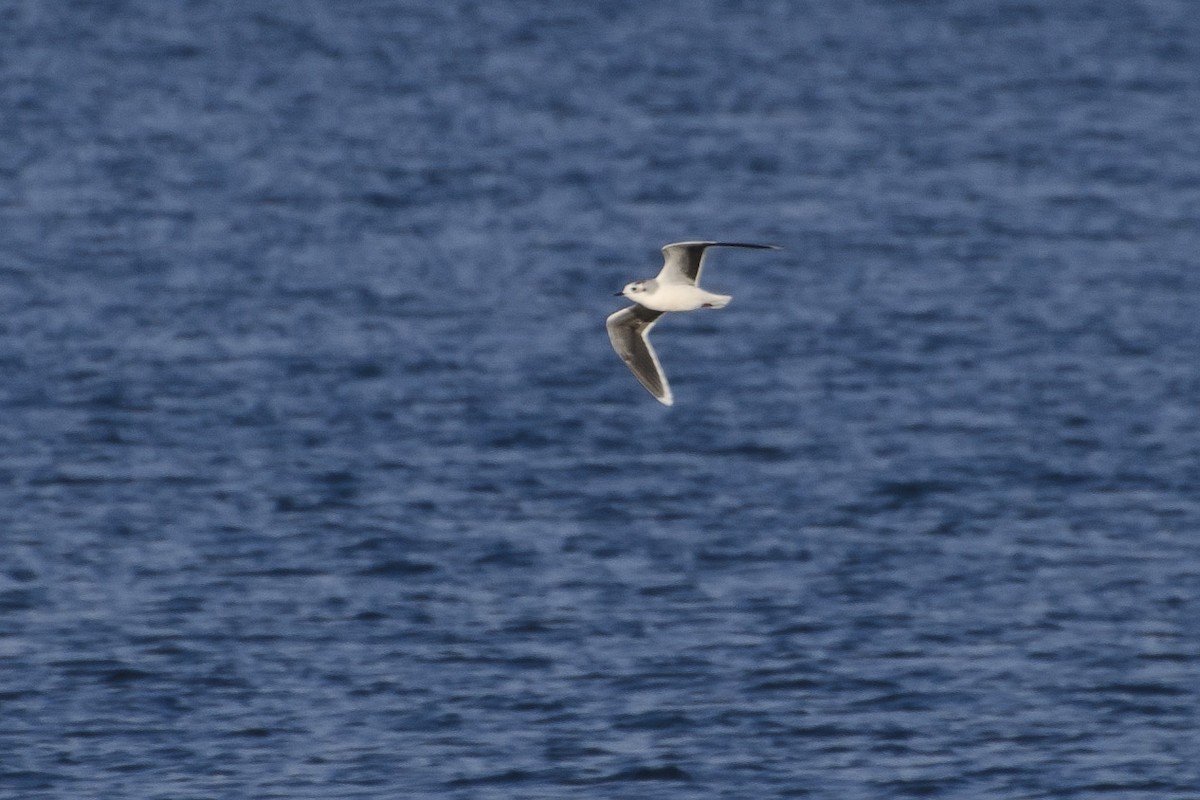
{"left": 605, "top": 304, "right": 671, "bottom": 405}
{"left": 656, "top": 241, "right": 780, "bottom": 285}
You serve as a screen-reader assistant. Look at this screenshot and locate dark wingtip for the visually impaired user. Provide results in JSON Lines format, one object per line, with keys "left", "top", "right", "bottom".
{"left": 711, "top": 242, "right": 782, "bottom": 250}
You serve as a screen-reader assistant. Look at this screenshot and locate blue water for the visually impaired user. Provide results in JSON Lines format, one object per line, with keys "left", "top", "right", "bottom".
{"left": 3, "top": 1, "right": 1199, "bottom": 797}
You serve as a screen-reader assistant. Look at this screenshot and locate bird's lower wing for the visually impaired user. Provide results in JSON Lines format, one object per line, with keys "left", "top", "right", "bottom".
{"left": 606, "top": 305, "right": 672, "bottom": 405}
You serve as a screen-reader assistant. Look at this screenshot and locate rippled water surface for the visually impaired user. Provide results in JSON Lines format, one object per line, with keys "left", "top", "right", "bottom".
{"left": 3, "top": 1, "right": 1199, "bottom": 797}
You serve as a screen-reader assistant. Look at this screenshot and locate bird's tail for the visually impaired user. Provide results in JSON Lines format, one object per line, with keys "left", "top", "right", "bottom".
{"left": 705, "top": 293, "right": 732, "bottom": 309}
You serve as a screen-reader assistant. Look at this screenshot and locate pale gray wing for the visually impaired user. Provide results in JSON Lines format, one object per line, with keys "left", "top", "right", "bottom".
{"left": 656, "top": 241, "right": 781, "bottom": 285}
{"left": 606, "top": 304, "right": 672, "bottom": 406}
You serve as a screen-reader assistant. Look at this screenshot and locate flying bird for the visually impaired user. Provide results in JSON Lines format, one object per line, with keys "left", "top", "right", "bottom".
{"left": 606, "top": 241, "right": 780, "bottom": 405}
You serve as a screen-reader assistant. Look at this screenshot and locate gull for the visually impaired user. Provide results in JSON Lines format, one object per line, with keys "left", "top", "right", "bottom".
{"left": 606, "top": 241, "right": 780, "bottom": 405}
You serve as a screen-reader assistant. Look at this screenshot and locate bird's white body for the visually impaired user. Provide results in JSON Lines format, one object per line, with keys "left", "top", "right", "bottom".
{"left": 616, "top": 280, "right": 732, "bottom": 312}
{"left": 607, "top": 240, "right": 780, "bottom": 405}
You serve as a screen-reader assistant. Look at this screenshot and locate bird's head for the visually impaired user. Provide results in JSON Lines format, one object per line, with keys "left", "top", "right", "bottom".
{"left": 614, "top": 279, "right": 653, "bottom": 298}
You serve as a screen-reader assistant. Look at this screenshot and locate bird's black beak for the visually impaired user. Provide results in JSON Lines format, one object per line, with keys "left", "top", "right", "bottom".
{"left": 613, "top": 290, "right": 624, "bottom": 296}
